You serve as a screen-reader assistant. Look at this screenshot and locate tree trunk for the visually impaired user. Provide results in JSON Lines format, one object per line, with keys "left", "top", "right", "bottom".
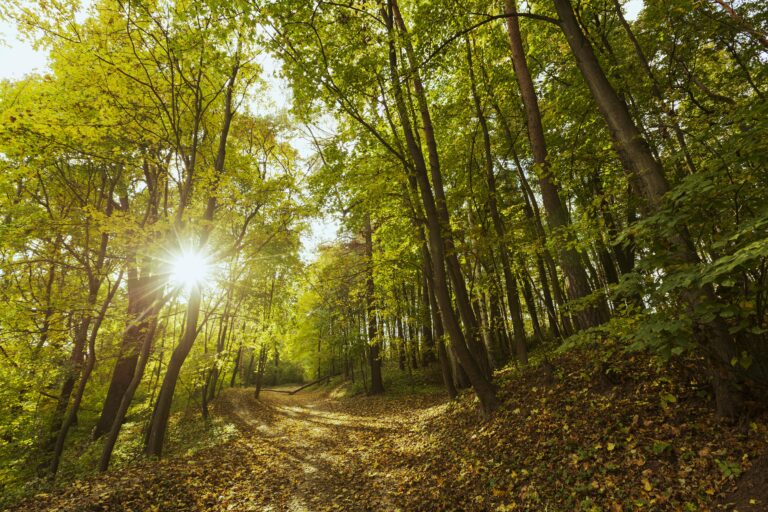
{"left": 420, "top": 272, "right": 436, "bottom": 365}
{"left": 364, "top": 215, "right": 385, "bottom": 395}
{"left": 93, "top": 269, "right": 157, "bottom": 440}
{"left": 387, "top": 0, "right": 497, "bottom": 414}
{"left": 253, "top": 344, "right": 268, "bottom": 399}
{"left": 230, "top": 339, "right": 242, "bottom": 388}
{"left": 145, "top": 285, "right": 202, "bottom": 457}
{"left": 143, "top": 60, "right": 239, "bottom": 455}
{"left": 505, "top": 0, "right": 608, "bottom": 331}
{"left": 553, "top": 0, "right": 742, "bottom": 417}
{"left": 99, "top": 306, "right": 161, "bottom": 471}
{"left": 519, "top": 267, "right": 545, "bottom": 343}
{"left": 467, "top": 36, "right": 528, "bottom": 365}
{"left": 50, "top": 273, "right": 122, "bottom": 476}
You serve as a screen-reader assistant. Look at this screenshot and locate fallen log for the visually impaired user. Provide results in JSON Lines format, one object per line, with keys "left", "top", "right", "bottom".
{"left": 261, "top": 375, "right": 331, "bottom": 395}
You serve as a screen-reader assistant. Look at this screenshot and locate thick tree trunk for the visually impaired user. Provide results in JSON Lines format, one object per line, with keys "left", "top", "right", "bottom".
{"left": 93, "top": 269, "right": 156, "bottom": 439}
{"left": 99, "top": 306, "right": 161, "bottom": 471}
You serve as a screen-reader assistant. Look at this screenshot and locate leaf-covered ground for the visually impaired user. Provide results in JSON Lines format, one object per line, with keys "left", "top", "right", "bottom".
{"left": 8, "top": 348, "right": 768, "bottom": 511}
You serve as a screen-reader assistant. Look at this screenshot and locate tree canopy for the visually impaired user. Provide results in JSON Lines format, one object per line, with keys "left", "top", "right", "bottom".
{"left": 0, "top": 0, "right": 766, "bottom": 508}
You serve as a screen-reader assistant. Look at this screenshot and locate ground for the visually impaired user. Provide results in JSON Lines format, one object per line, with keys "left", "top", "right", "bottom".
{"left": 8, "top": 386, "right": 447, "bottom": 511}
{"left": 8, "top": 348, "right": 768, "bottom": 511}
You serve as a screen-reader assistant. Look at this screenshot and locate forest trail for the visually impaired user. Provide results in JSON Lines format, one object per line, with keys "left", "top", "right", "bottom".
{"left": 14, "top": 387, "right": 448, "bottom": 512}
{"left": 211, "top": 386, "right": 446, "bottom": 511}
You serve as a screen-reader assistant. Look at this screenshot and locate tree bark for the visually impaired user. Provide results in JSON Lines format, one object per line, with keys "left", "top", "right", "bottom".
{"left": 553, "top": 0, "right": 742, "bottom": 417}
{"left": 364, "top": 215, "right": 385, "bottom": 395}
{"left": 505, "top": 0, "right": 608, "bottom": 331}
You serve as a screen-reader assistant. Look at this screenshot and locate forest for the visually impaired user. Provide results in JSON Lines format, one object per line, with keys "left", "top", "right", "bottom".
{"left": 0, "top": 0, "right": 766, "bottom": 510}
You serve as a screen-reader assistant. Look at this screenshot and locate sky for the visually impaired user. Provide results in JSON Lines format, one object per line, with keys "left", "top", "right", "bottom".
{"left": 0, "top": 22, "right": 47, "bottom": 79}
{"left": 250, "top": 53, "right": 341, "bottom": 262}
{"left": 0, "top": 0, "right": 643, "bottom": 262}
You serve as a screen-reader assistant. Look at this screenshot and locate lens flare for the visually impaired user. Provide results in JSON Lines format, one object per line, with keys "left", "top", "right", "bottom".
{"left": 169, "top": 249, "right": 210, "bottom": 289}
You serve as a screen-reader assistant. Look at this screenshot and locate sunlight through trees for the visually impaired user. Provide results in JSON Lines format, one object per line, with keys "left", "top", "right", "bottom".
{"left": 0, "top": 0, "right": 766, "bottom": 509}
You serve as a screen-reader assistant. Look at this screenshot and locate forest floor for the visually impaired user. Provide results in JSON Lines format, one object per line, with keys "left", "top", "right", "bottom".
{"left": 8, "top": 346, "right": 768, "bottom": 511}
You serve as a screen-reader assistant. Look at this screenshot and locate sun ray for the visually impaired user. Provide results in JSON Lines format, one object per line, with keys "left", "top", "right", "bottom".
{"left": 169, "top": 248, "right": 211, "bottom": 290}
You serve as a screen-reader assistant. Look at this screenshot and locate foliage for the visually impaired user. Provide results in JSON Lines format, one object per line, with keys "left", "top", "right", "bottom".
{"left": 0, "top": 0, "right": 767, "bottom": 505}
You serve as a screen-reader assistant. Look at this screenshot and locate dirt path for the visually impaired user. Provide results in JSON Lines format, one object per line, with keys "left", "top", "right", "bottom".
{"left": 214, "top": 386, "right": 444, "bottom": 511}
{"left": 13, "top": 387, "right": 447, "bottom": 512}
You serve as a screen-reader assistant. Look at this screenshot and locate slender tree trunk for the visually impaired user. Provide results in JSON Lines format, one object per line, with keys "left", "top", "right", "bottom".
{"left": 520, "top": 267, "right": 545, "bottom": 343}
{"left": 44, "top": 318, "right": 90, "bottom": 467}
{"left": 253, "top": 344, "right": 268, "bottom": 399}
{"left": 386, "top": 0, "right": 497, "bottom": 414}
{"left": 467, "top": 37, "right": 528, "bottom": 364}
{"left": 708, "top": 0, "right": 768, "bottom": 49}
{"left": 230, "top": 339, "right": 242, "bottom": 388}
{"left": 145, "top": 286, "right": 202, "bottom": 457}
{"left": 505, "top": 0, "right": 608, "bottom": 331}
{"left": 485, "top": 283, "right": 510, "bottom": 363}
{"left": 201, "top": 371, "right": 211, "bottom": 419}
{"left": 610, "top": 0, "right": 697, "bottom": 175}
{"left": 420, "top": 272, "right": 436, "bottom": 365}
{"left": 45, "top": 219, "right": 113, "bottom": 469}
{"left": 50, "top": 273, "right": 122, "bottom": 476}
{"left": 364, "top": 215, "right": 385, "bottom": 394}
{"left": 553, "top": 0, "right": 742, "bottom": 417}
{"left": 490, "top": 99, "right": 561, "bottom": 340}
{"left": 144, "top": 61, "right": 239, "bottom": 455}
{"left": 475, "top": 295, "right": 496, "bottom": 370}
{"left": 93, "top": 268, "right": 156, "bottom": 439}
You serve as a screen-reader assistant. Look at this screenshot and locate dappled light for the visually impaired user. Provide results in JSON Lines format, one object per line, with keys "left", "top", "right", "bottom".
{"left": 1, "top": 0, "right": 767, "bottom": 510}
